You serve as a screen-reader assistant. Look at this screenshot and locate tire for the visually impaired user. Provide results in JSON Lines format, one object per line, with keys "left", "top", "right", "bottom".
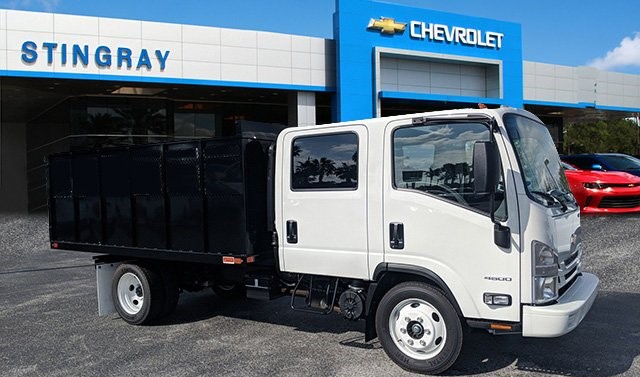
{"left": 112, "top": 263, "right": 165, "bottom": 325}
{"left": 212, "top": 282, "right": 246, "bottom": 300}
{"left": 375, "top": 282, "right": 463, "bottom": 375}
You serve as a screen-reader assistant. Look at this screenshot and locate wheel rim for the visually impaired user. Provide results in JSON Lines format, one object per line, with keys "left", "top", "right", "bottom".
{"left": 117, "top": 272, "right": 144, "bottom": 315}
{"left": 388, "top": 298, "right": 447, "bottom": 360}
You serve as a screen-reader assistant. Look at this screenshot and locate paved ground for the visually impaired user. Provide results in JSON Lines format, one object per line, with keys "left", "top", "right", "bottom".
{"left": 0, "top": 213, "right": 638, "bottom": 377}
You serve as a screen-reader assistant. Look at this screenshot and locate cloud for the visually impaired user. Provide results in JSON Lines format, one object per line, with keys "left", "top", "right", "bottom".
{"left": 589, "top": 33, "right": 640, "bottom": 71}
{"left": 6, "top": 0, "right": 60, "bottom": 12}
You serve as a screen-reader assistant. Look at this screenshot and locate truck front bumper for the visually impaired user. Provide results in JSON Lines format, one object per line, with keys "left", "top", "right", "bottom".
{"left": 522, "top": 272, "right": 599, "bottom": 337}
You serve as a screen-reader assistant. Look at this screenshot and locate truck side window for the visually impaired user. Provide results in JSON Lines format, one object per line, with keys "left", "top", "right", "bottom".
{"left": 393, "top": 122, "right": 505, "bottom": 217}
{"left": 291, "top": 133, "right": 358, "bottom": 190}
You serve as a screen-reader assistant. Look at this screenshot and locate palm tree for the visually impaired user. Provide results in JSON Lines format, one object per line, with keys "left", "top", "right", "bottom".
{"left": 336, "top": 161, "right": 357, "bottom": 184}
{"left": 317, "top": 157, "right": 336, "bottom": 183}
{"left": 292, "top": 145, "right": 302, "bottom": 157}
{"left": 294, "top": 157, "right": 319, "bottom": 187}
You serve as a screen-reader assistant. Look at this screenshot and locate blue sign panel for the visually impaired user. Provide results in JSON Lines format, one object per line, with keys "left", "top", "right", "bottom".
{"left": 334, "top": 0, "right": 523, "bottom": 121}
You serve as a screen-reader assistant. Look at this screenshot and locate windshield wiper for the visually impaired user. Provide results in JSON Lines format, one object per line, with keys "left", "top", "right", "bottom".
{"left": 530, "top": 190, "right": 568, "bottom": 211}
{"left": 543, "top": 159, "right": 571, "bottom": 209}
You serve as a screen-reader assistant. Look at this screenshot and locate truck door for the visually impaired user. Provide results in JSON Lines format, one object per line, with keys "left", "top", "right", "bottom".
{"left": 279, "top": 125, "right": 369, "bottom": 279}
{"left": 382, "top": 117, "right": 521, "bottom": 322}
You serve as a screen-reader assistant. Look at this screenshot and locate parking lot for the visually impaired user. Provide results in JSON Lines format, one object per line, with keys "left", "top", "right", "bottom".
{"left": 1, "top": 214, "right": 638, "bottom": 377}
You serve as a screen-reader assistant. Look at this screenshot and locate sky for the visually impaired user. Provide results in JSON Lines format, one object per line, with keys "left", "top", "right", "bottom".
{"left": 1, "top": 0, "right": 639, "bottom": 74}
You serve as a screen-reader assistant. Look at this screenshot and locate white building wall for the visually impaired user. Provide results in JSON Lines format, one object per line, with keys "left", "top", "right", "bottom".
{"left": 0, "top": 9, "right": 335, "bottom": 88}
{"left": 524, "top": 61, "right": 640, "bottom": 110}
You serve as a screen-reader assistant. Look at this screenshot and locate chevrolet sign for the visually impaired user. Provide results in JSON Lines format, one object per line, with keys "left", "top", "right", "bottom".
{"left": 410, "top": 21, "right": 504, "bottom": 49}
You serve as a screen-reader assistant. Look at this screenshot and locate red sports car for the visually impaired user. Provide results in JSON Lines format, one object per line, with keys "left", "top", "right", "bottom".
{"left": 562, "top": 162, "right": 640, "bottom": 213}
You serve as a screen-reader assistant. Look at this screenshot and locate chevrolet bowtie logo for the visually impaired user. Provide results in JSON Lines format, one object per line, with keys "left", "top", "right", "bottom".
{"left": 367, "top": 17, "right": 407, "bottom": 34}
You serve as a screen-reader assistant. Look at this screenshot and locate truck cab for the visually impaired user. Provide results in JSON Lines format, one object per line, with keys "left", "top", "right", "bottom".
{"left": 275, "top": 107, "right": 598, "bottom": 373}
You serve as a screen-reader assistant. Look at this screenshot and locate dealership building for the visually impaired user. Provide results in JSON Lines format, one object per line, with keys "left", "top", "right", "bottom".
{"left": 1, "top": 0, "right": 640, "bottom": 212}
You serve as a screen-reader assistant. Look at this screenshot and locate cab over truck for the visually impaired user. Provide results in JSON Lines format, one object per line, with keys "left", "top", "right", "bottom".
{"left": 47, "top": 108, "right": 599, "bottom": 374}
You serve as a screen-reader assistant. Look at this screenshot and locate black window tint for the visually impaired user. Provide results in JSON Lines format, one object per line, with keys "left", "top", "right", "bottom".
{"left": 393, "top": 122, "right": 505, "bottom": 217}
{"left": 567, "top": 157, "right": 596, "bottom": 170}
{"left": 292, "top": 133, "right": 358, "bottom": 190}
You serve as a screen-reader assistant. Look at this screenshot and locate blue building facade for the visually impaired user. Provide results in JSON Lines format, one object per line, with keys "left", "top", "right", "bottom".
{"left": 335, "top": 0, "right": 523, "bottom": 121}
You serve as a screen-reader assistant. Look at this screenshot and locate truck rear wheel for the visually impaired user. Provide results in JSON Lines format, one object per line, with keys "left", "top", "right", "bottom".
{"left": 375, "top": 282, "right": 463, "bottom": 374}
{"left": 112, "top": 264, "right": 165, "bottom": 325}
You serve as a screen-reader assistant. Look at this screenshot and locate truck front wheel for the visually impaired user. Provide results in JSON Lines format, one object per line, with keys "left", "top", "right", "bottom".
{"left": 112, "top": 264, "right": 165, "bottom": 325}
{"left": 375, "top": 282, "right": 463, "bottom": 374}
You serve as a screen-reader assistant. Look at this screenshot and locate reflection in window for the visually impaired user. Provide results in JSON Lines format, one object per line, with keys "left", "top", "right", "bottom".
{"left": 173, "top": 102, "right": 217, "bottom": 137}
{"left": 291, "top": 133, "right": 358, "bottom": 190}
{"left": 393, "top": 122, "right": 505, "bottom": 217}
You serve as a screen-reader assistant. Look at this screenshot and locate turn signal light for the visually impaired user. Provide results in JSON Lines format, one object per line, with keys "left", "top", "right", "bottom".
{"left": 490, "top": 323, "right": 513, "bottom": 331}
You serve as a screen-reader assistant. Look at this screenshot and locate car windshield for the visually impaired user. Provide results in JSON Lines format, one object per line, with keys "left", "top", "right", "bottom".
{"left": 599, "top": 154, "right": 640, "bottom": 170}
{"left": 504, "top": 114, "right": 574, "bottom": 209}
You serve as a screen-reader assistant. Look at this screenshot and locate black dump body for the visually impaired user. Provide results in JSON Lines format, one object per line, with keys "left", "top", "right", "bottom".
{"left": 48, "top": 122, "right": 283, "bottom": 265}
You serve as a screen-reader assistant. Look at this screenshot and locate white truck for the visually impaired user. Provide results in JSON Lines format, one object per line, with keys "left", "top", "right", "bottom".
{"left": 47, "top": 107, "right": 598, "bottom": 374}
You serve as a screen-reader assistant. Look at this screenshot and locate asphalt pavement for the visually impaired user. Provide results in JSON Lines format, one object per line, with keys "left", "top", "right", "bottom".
{"left": 0, "top": 213, "right": 638, "bottom": 377}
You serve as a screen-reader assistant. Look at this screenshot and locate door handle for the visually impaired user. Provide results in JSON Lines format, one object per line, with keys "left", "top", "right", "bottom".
{"left": 389, "top": 222, "right": 404, "bottom": 249}
{"left": 287, "top": 220, "right": 298, "bottom": 244}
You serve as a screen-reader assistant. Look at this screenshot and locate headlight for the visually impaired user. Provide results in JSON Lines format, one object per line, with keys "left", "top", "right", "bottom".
{"left": 533, "top": 276, "right": 557, "bottom": 303}
{"left": 532, "top": 241, "right": 558, "bottom": 304}
{"left": 583, "top": 182, "right": 608, "bottom": 189}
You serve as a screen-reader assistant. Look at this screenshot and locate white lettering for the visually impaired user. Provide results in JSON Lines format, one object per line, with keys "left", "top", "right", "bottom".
{"left": 443, "top": 24, "right": 454, "bottom": 42}
{"left": 422, "top": 22, "right": 433, "bottom": 39}
{"left": 454, "top": 27, "right": 466, "bottom": 44}
{"left": 407, "top": 20, "right": 504, "bottom": 49}
{"left": 495, "top": 33, "right": 504, "bottom": 49}
{"left": 466, "top": 29, "right": 477, "bottom": 45}
{"left": 433, "top": 23, "right": 445, "bottom": 41}
{"left": 410, "top": 21, "right": 422, "bottom": 39}
{"left": 485, "top": 33, "right": 496, "bottom": 48}
{"left": 477, "top": 29, "right": 488, "bottom": 47}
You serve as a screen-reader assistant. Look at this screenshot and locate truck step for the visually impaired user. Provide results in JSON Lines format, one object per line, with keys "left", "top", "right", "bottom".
{"left": 290, "top": 274, "right": 339, "bottom": 315}
{"left": 245, "top": 275, "right": 282, "bottom": 301}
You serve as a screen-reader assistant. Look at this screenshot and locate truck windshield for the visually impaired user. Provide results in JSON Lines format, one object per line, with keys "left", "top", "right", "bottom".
{"left": 504, "top": 114, "right": 574, "bottom": 210}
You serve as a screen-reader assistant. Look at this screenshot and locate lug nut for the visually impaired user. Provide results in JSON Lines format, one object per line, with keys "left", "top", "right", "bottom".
{"left": 405, "top": 317, "right": 411, "bottom": 322}
{"left": 407, "top": 339, "right": 414, "bottom": 346}
{"left": 417, "top": 317, "right": 423, "bottom": 323}
{"left": 425, "top": 329, "right": 431, "bottom": 335}
{"left": 400, "top": 328, "right": 406, "bottom": 334}
{"left": 420, "top": 340, "right": 426, "bottom": 346}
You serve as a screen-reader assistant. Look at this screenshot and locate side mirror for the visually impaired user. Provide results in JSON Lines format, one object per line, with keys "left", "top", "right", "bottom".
{"left": 473, "top": 141, "right": 510, "bottom": 249}
{"left": 591, "top": 164, "right": 603, "bottom": 171}
{"left": 473, "top": 141, "right": 501, "bottom": 194}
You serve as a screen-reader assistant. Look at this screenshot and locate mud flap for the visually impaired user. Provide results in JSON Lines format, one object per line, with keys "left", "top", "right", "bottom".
{"left": 96, "top": 262, "right": 121, "bottom": 316}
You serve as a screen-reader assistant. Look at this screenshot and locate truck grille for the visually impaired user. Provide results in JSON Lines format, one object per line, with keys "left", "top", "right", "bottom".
{"left": 599, "top": 195, "right": 640, "bottom": 208}
{"left": 558, "top": 247, "right": 581, "bottom": 296}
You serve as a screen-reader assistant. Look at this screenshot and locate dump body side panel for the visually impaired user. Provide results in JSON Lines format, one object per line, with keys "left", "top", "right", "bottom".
{"left": 48, "top": 131, "right": 278, "bottom": 265}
